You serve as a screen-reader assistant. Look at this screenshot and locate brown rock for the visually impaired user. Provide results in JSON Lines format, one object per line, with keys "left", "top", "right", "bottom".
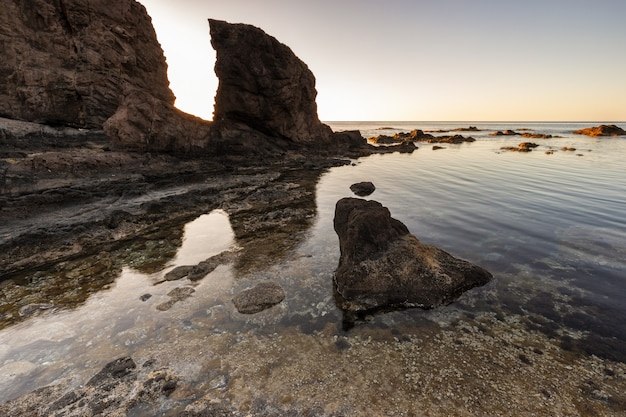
{"left": 350, "top": 182, "right": 376, "bottom": 197}
{"left": 209, "top": 19, "right": 334, "bottom": 146}
{"left": 232, "top": 281, "right": 286, "bottom": 314}
{"left": 333, "top": 198, "right": 492, "bottom": 312}
{"left": 103, "top": 90, "right": 212, "bottom": 153}
{"left": 0, "top": 0, "right": 173, "bottom": 128}
{"left": 573, "top": 124, "right": 626, "bottom": 137}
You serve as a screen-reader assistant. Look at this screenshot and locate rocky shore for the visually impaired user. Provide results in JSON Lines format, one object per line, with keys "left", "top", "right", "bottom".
{"left": 2, "top": 1, "right": 625, "bottom": 416}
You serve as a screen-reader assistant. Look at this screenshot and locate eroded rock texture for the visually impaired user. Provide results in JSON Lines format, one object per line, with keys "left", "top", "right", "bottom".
{"left": 333, "top": 198, "right": 492, "bottom": 312}
{"left": 210, "top": 19, "right": 334, "bottom": 145}
{"left": 0, "top": 0, "right": 174, "bottom": 128}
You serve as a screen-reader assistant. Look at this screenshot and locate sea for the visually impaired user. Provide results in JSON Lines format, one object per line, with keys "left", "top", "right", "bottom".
{"left": 1, "top": 121, "right": 625, "bottom": 415}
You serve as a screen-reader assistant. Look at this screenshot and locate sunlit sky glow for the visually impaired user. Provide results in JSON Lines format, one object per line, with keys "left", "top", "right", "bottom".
{"left": 139, "top": 0, "right": 626, "bottom": 122}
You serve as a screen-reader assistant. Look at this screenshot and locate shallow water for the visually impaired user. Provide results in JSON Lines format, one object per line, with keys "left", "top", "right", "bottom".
{"left": 1, "top": 122, "right": 626, "bottom": 415}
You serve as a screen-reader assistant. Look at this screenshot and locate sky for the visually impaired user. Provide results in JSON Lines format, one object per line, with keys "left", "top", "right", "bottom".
{"left": 139, "top": 0, "right": 626, "bottom": 122}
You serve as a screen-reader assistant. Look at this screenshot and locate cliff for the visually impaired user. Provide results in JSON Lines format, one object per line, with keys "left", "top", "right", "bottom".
{"left": 0, "top": 0, "right": 174, "bottom": 128}
{"left": 1, "top": 0, "right": 371, "bottom": 155}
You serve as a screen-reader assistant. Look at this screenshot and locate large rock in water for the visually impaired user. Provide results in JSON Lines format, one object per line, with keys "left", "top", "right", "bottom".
{"left": 333, "top": 198, "right": 492, "bottom": 312}
{"left": 209, "top": 19, "right": 334, "bottom": 145}
{"left": 573, "top": 124, "right": 626, "bottom": 137}
{"left": 0, "top": 0, "right": 174, "bottom": 128}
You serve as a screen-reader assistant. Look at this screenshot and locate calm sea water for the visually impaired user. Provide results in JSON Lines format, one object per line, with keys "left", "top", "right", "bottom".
{"left": 1, "top": 121, "right": 625, "bottom": 413}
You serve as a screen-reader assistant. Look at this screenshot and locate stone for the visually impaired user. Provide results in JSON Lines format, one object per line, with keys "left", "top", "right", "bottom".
{"left": 232, "top": 281, "right": 285, "bottom": 314}
{"left": 333, "top": 198, "right": 492, "bottom": 312}
{"left": 209, "top": 19, "right": 334, "bottom": 146}
{"left": 500, "top": 142, "right": 539, "bottom": 152}
{"left": 0, "top": 0, "right": 174, "bottom": 128}
{"left": 490, "top": 130, "right": 520, "bottom": 136}
{"left": 103, "top": 89, "right": 212, "bottom": 153}
{"left": 573, "top": 124, "right": 626, "bottom": 137}
{"left": 350, "top": 182, "right": 376, "bottom": 197}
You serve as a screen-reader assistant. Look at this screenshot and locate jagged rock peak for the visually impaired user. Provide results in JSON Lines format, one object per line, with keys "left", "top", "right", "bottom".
{"left": 0, "top": 0, "right": 174, "bottom": 128}
{"left": 209, "top": 19, "right": 333, "bottom": 144}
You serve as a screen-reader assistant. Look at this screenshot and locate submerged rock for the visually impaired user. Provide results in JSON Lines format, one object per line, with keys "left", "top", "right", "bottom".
{"left": 333, "top": 198, "right": 492, "bottom": 312}
{"left": 232, "top": 281, "right": 286, "bottom": 314}
{"left": 500, "top": 142, "right": 540, "bottom": 152}
{"left": 573, "top": 124, "right": 626, "bottom": 137}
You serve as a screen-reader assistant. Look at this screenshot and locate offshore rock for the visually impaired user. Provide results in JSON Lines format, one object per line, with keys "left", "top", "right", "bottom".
{"left": 209, "top": 19, "right": 334, "bottom": 146}
{"left": 0, "top": 0, "right": 174, "bottom": 128}
{"left": 333, "top": 198, "right": 492, "bottom": 312}
{"left": 350, "top": 181, "right": 376, "bottom": 197}
{"left": 573, "top": 124, "right": 626, "bottom": 137}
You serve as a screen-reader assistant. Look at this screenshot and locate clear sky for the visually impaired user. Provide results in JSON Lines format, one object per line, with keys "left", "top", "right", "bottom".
{"left": 139, "top": 0, "right": 626, "bottom": 122}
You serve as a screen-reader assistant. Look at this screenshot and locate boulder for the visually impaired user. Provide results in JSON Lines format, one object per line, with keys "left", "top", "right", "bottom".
{"left": 573, "top": 124, "right": 626, "bottom": 137}
{"left": 103, "top": 90, "right": 212, "bottom": 153}
{"left": 350, "top": 182, "right": 376, "bottom": 197}
{"left": 209, "top": 19, "right": 334, "bottom": 146}
{"left": 333, "top": 198, "right": 492, "bottom": 312}
{"left": 232, "top": 281, "right": 285, "bottom": 314}
{"left": 0, "top": 0, "right": 174, "bottom": 128}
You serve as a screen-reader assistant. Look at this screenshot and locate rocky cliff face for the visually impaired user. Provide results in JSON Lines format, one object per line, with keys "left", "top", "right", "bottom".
{"left": 0, "top": 0, "right": 174, "bottom": 128}
{"left": 209, "top": 19, "right": 334, "bottom": 145}
{"left": 2, "top": 1, "right": 365, "bottom": 155}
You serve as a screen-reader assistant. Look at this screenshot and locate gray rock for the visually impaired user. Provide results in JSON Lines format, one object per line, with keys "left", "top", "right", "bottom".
{"left": 333, "top": 198, "right": 492, "bottom": 312}
{"left": 232, "top": 281, "right": 285, "bottom": 314}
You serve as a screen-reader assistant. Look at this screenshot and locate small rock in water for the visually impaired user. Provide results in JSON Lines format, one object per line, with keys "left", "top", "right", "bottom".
{"left": 349, "top": 181, "right": 376, "bottom": 197}
{"left": 232, "top": 281, "right": 285, "bottom": 314}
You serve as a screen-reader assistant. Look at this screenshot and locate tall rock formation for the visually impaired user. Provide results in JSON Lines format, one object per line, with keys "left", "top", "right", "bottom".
{"left": 0, "top": 0, "right": 174, "bottom": 128}
{"left": 209, "top": 19, "right": 334, "bottom": 145}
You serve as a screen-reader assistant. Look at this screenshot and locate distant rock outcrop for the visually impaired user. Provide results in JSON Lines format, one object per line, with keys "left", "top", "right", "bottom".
{"left": 0, "top": 0, "right": 174, "bottom": 128}
{"left": 333, "top": 198, "right": 492, "bottom": 312}
{"left": 573, "top": 124, "right": 626, "bottom": 137}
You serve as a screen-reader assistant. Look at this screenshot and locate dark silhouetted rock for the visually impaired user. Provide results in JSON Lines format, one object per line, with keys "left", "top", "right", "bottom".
{"left": 333, "top": 198, "right": 492, "bottom": 312}
{"left": 0, "top": 0, "right": 174, "bottom": 128}
{"left": 232, "top": 281, "right": 285, "bottom": 314}
{"left": 500, "top": 142, "right": 539, "bottom": 152}
{"left": 490, "top": 130, "right": 520, "bottom": 136}
{"left": 573, "top": 125, "right": 626, "bottom": 137}
{"left": 350, "top": 182, "right": 376, "bottom": 196}
{"left": 210, "top": 19, "right": 334, "bottom": 146}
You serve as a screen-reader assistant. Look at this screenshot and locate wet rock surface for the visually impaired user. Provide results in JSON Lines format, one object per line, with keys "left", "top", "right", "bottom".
{"left": 574, "top": 124, "right": 626, "bottom": 137}
{"left": 369, "top": 129, "right": 476, "bottom": 145}
{"left": 333, "top": 198, "right": 492, "bottom": 312}
{"left": 232, "top": 281, "right": 286, "bottom": 314}
{"left": 0, "top": 357, "right": 180, "bottom": 417}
